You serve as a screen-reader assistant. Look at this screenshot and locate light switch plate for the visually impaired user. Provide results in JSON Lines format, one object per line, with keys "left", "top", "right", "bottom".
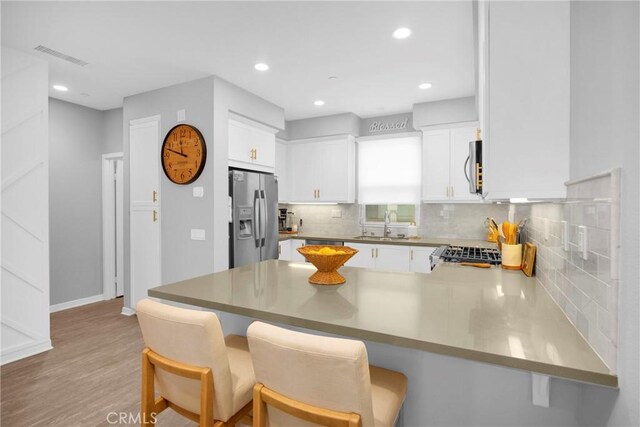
{"left": 543, "top": 218, "right": 550, "bottom": 241}
{"left": 177, "top": 109, "right": 186, "bottom": 122}
{"left": 191, "top": 229, "right": 205, "bottom": 240}
{"left": 193, "top": 186, "right": 204, "bottom": 198}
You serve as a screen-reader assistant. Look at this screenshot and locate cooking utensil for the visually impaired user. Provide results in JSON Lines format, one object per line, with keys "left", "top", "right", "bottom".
{"left": 460, "top": 262, "right": 492, "bottom": 268}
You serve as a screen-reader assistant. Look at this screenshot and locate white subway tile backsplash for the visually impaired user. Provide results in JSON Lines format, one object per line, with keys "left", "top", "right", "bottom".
{"left": 528, "top": 170, "right": 620, "bottom": 372}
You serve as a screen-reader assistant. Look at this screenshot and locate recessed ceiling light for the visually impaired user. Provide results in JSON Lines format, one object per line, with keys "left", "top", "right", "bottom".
{"left": 53, "top": 85, "right": 68, "bottom": 92}
{"left": 314, "top": 100, "right": 325, "bottom": 106}
{"left": 254, "top": 63, "right": 269, "bottom": 71}
{"left": 392, "top": 27, "right": 411, "bottom": 39}
{"left": 328, "top": 76, "right": 338, "bottom": 80}
{"left": 418, "top": 83, "right": 432, "bottom": 90}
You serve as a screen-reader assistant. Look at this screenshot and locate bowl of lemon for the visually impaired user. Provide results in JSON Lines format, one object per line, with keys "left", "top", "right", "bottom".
{"left": 296, "top": 245, "right": 358, "bottom": 285}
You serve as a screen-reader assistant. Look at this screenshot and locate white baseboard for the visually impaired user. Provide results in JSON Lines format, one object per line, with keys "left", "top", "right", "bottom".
{"left": 1, "top": 339, "right": 52, "bottom": 365}
{"left": 50, "top": 294, "right": 105, "bottom": 313}
{"left": 121, "top": 306, "right": 136, "bottom": 316}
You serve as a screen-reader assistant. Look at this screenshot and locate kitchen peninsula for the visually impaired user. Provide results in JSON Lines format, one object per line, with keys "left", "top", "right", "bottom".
{"left": 148, "top": 260, "right": 616, "bottom": 388}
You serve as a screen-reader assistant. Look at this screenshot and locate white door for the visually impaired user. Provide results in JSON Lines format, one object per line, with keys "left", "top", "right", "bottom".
{"left": 422, "top": 130, "right": 451, "bottom": 201}
{"left": 410, "top": 247, "right": 436, "bottom": 273}
{"left": 115, "top": 159, "right": 124, "bottom": 296}
{"left": 375, "top": 245, "right": 411, "bottom": 272}
{"left": 344, "top": 243, "right": 375, "bottom": 269}
{"left": 288, "top": 143, "right": 316, "bottom": 202}
{"left": 316, "top": 139, "right": 348, "bottom": 202}
{"left": 450, "top": 127, "right": 480, "bottom": 201}
{"left": 129, "top": 116, "right": 161, "bottom": 310}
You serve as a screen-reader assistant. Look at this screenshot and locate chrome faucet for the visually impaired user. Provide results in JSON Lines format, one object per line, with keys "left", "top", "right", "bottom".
{"left": 384, "top": 210, "right": 391, "bottom": 237}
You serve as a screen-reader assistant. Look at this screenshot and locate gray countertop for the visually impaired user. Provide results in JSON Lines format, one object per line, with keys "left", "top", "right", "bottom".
{"left": 148, "top": 260, "right": 616, "bottom": 387}
{"left": 279, "top": 233, "right": 497, "bottom": 248}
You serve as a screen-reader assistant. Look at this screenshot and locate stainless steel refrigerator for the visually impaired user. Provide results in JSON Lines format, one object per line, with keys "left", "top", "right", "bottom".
{"left": 229, "top": 169, "right": 279, "bottom": 268}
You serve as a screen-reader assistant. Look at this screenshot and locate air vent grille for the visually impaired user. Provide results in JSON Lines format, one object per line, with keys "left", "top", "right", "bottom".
{"left": 33, "top": 45, "right": 88, "bottom": 67}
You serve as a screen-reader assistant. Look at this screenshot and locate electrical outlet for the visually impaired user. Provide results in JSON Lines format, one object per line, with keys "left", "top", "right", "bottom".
{"left": 193, "top": 186, "right": 204, "bottom": 198}
{"left": 561, "top": 220, "right": 569, "bottom": 251}
{"left": 543, "top": 218, "right": 550, "bottom": 241}
{"left": 577, "top": 225, "right": 588, "bottom": 260}
{"left": 331, "top": 209, "right": 342, "bottom": 218}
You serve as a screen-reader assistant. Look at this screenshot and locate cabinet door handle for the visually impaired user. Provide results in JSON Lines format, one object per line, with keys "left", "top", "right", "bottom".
{"left": 152, "top": 210, "right": 158, "bottom": 222}
{"left": 375, "top": 248, "right": 378, "bottom": 258}
{"left": 371, "top": 248, "right": 374, "bottom": 258}
{"left": 278, "top": 245, "right": 281, "bottom": 255}
{"left": 317, "top": 189, "right": 320, "bottom": 199}
{"left": 451, "top": 186, "right": 454, "bottom": 198}
{"left": 152, "top": 190, "right": 157, "bottom": 202}
{"left": 446, "top": 186, "right": 450, "bottom": 198}
{"left": 254, "top": 148, "right": 258, "bottom": 160}
{"left": 410, "top": 249, "right": 413, "bottom": 260}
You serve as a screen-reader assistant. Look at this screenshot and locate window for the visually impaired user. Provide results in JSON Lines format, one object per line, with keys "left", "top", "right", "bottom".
{"left": 364, "top": 204, "right": 417, "bottom": 224}
{"left": 357, "top": 134, "right": 421, "bottom": 204}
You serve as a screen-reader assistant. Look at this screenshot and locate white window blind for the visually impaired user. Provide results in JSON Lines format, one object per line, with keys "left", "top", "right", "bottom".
{"left": 357, "top": 135, "right": 421, "bottom": 204}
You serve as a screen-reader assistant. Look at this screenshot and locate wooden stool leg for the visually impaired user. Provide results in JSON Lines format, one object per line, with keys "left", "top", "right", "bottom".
{"left": 199, "top": 369, "right": 214, "bottom": 427}
{"left": 253, "top": 384, "right": 267, "bottom": 427}
{"left": 141, "top": 349, "right": 157, "bottom": 425}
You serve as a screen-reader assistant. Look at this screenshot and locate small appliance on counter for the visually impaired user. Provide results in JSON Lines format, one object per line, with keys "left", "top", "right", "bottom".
{"left": 229, "top": 169, "right": 279, "bottom": 268}
{"left": 430, "top": 245, "right": 501, "bottom": 270}
{"left": 278, "top": 208, "right": 288, "bottom": 232}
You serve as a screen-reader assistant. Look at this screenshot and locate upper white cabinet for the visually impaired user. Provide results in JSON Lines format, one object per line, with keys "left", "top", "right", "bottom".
{"left": 275, "top": 140, "right": 289, "bottom": 202}
{"left": 480, "top": 1, "right": 569, "bottom": 200}
{"left": 228, "top": 116, "right": 277, "bottom": 173}
{"left": 422, "top": 125, "right": 480, "bottom": 202}
{"left": 288, "top": 135, "right": 356, "bottom": 203}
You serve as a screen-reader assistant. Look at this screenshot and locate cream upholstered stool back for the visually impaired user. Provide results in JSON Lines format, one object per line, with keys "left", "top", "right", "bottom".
{"left": 136, "top": 299, "right": 254, "bottom": 426}
{"left": 248, "top": 321, "right": 407, "bottom": 427}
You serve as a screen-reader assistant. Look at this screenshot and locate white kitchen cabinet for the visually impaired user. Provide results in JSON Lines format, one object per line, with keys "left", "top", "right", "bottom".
{"left": 289, "top": 239, "right": 306, "bottom": 262}
{"left": 228, "top": 117, "right": 277, "bottom": 173}
{"left": 479, "top": 1, "right": 569, "bottom": 200}
{"left": 421, "top": 125, "right": 480, "bottom": 202}
{"left": 344, "top": 243, "right": 376, "bottom": 269}
{"left": 278, "top": 239, "right": 291, "bottom": 261}
{"left": 288, "top": 135, "right": 356, "bottom": 203}
{"left": 344, "top": 243, "right": 411, "bottom": 272}
{"left": 409, "top": 246, "right": 436, "bottom": 273}
{"left": 275, "top": 140, "right": 289, "bottom": 203}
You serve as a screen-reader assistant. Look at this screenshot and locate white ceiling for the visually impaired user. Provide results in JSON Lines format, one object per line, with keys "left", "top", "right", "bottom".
{"left": 1, "top": 1, "right": 476, "bottom": 120}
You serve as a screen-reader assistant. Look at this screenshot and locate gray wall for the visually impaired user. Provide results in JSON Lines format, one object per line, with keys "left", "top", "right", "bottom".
{"left": 48, "top": 99, "right": 104, "bottom": 305}
{"left": 569, "top": 2, "right": 639, "bottom": 425}
{"left": 285, "top": 112, "right": 360, "bottom": 140}
{"left": 102, "top": 108, "right": 123, "bottom": 154}
{"left": 122, "top": 77, "right": 216, "bottom": 307}
{"left": 413, "top": 96, "right": 477, "bottom": 128}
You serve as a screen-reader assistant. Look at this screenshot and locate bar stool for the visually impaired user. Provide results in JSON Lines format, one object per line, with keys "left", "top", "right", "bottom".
{"left": 136, "top": 299, "right": 254, "bottom": 426}
{"left": 247, "top": 321, "right": 407, "bottom": 427}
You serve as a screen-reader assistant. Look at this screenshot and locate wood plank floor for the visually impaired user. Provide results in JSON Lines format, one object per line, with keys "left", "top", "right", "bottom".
{"left": 1, "top": 298, "right": 195, "bottom": 426}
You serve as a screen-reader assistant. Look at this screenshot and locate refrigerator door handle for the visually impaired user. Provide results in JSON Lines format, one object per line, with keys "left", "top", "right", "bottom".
{"left": 260, "top": 190, "right": 267, "bottom": 247}
{"left": 254, "top": 190, "right": 261, "bottom": 248}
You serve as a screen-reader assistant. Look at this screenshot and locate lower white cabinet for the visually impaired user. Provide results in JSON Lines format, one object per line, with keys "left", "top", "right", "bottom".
{"left": 344, "top": 243, "right": 436, "bottom": 273}
{"left": 278, "top": 240, "right": 291, "bottom": 261}
{"left": 409, "top": 247, "right": 436, "bottom": 273}
{"left": 289, "top": 239, "right": 306, "bottom": 262}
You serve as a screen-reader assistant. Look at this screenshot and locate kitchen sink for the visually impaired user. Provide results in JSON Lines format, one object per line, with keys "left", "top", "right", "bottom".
{"left": 352, "top": 235, "right": 408, "bottom": 241}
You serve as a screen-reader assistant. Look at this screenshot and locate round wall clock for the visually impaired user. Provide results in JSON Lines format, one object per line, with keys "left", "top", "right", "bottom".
{"left": 161, "top": 124, "right": 207, "bottom": 185}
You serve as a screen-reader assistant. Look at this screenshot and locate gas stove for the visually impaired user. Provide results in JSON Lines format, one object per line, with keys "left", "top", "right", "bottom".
{"left": 430, "top": 245, "right": 501, "bottom": 269}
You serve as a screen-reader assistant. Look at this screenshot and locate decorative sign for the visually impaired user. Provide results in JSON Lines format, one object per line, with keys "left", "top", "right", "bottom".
{"left": 368, "top": 117, "right": 409, "bottom": 134}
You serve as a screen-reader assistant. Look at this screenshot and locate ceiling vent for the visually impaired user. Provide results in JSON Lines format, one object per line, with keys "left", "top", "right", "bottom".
{"left": 33, "top": 45, "right": 88, "bottom": 67}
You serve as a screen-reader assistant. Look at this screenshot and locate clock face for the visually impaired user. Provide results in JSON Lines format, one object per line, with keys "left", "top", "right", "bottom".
{"left": 161, "top": 124, "right": 207, "bottom": 185}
